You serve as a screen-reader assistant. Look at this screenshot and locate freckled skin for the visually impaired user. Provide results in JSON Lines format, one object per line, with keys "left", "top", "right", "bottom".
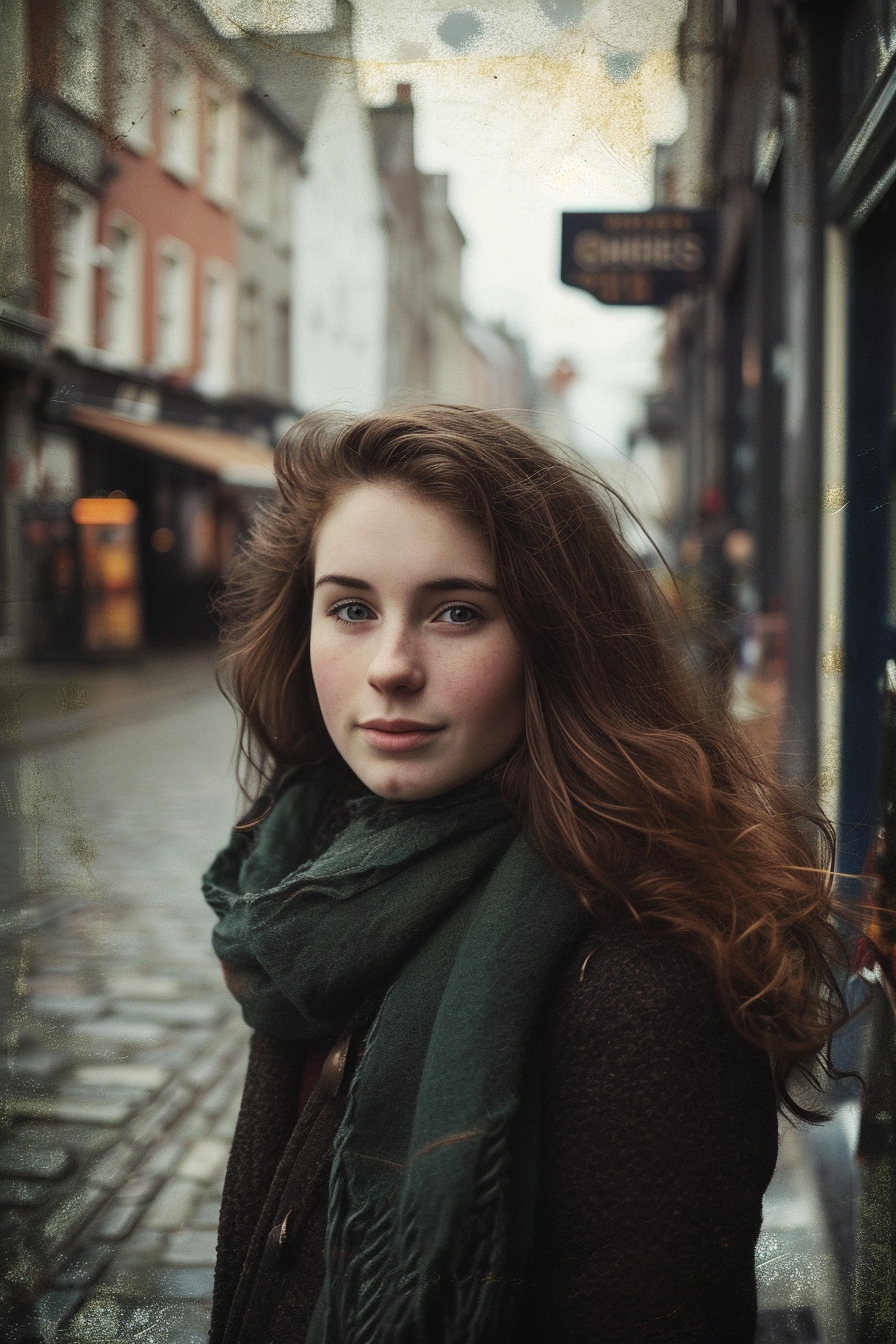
{"left": 309, "top": 484, "right": 526, "bottom": 801}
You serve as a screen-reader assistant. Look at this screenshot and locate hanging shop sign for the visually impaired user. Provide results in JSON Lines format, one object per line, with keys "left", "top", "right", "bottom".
{"left": 560, "top": 209, "right": 716, "bottom": 306}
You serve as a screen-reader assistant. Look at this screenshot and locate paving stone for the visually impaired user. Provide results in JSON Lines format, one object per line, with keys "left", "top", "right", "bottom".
{"left": 71, "top": 1064, "right": 169, "bottom": 1091}
{"left": 139, "top": 1138, "right": 183, "bottom": 1178}
{"left": 88, "top": 1141, "right": 137, "bottom": 1189}
{"left": 14, "top": 1288, "right": 84, "bottom": 1340}
{"left": 182, "top": 1055, "right": 220, "bottom": 1089}
{"left": 38, "top": 1182, "right": 108, "bottom": 1255}
{"left": 197, "top": 1077, "right": 233, "bottom": 1117}
{"left": 177, "top": 1137, "right": 229, "bottom": 1183}
{"left": 0, "top": 1145, "right": 73, "bottom": 1179}
{"left": 142, "top": 1178, "right": 199, "bottom": 1230}
{"left": 8, "top": 1095, "right": 135, "bottom": 1125}
{"left": 164, "top": 1228, "right": 218, "bottom": 1267}
{"left": 105, "top": 975, "right": 182, "bottom": 999}
{"left": 5, "top": 1051, "right": 67, "bottom": 1080}
{"left": 156, "top": 1266, "right": 215, "bottom": 1299}
{"left": 144, "top": 1044, "right": 192, "bottom": 1068}
{"left": 178, "top": 1028, "right": 216, "bottom": 1051}
{"left": 28, "top": 976, "right": 86, "bottom": 996}
{"left": 0, "top": 1178, "right": 52, "bottom": 1207}
{"left": 191, "top": 1199, "right": 221, "bottom": 1230}
{"left": 74, "top": 1018, "right": 168, "bottom": 1046}
{"left": 93, "top": 1201, "right": 144, "bottom": 1240}
{"left": 116, "top": 1226, "right": 164, "bottom": 1256}
{"left": 110, "top": 1000, "right": 222, "bottom": 1027}
{"left": 128, "top": 1083, "right": 192, "bottom": 1145}
{"left": 154, "top": 1302, "right": 212, "bottom": 1344}
{"left": 63, "top": 1291, "right": 170, "bottom": 1337}
{"left": 211, "top": 1115, "right": 237, "bottom": 1144}
{"left": 53, "top": 1242, "right": 114, "bottom": 1288}
{"left": 11, "top": 1123, "right": 113, "bottom": 1156}
{"left": 61, "top": 1082, "right": 147, "bottom": 1104}
{"left": 116, "top": 1173, "right": 159, "bottom": 1205}
{"left": 29, "top": 994, "right": 105, "bottom": 1019}
{"left": 170, "top": 1109, "right": 210, "bottom": 1144}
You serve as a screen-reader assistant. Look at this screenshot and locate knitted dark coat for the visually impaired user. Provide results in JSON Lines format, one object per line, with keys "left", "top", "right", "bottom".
{"left": 211, "top": 924, "right": 778, "bottom": 1344}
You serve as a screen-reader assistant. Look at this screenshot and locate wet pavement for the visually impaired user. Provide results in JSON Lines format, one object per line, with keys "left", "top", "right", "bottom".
{"left": 1, "top": 660, "right": 245, "bottom": 1342}
{"left": 0, "top": 652, "right": 862, "bottom": 1342}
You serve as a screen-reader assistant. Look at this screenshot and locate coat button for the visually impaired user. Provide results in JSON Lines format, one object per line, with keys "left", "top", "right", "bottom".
{"left": 266, "top": 1208, "right": 293, "bottom": 1266}
{"left": 320, "top": 1034, "right": 351, "bottom": 1097}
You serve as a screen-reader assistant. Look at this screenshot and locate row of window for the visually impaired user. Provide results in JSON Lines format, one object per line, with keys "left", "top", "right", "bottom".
{"left": 59, "top": 0, "right": 294, "bottom": 238}
{"left": 55, "top": 188, "right": 292, "bottom": 394}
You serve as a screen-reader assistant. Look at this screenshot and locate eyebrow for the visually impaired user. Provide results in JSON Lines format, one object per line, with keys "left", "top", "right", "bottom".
{"left": 314, "top": 573, "right": 498, "bottom": 594}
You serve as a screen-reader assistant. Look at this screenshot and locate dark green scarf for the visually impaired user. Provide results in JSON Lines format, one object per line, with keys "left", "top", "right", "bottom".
{"left": 203, "top": 770, "right": 588, "bottom": 1344}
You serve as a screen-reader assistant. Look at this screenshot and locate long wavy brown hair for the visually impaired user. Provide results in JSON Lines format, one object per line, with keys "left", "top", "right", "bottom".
{"left": 216, "top": 404, "right": 850, "bottom": 1121}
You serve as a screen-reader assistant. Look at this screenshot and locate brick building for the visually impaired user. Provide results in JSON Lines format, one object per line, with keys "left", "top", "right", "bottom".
{"left": 17, "top": 0, "right": 287, "bottom": 656}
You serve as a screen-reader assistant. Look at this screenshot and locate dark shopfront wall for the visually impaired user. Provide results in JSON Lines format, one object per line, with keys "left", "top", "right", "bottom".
{"left": 77, "top": 434, "right": 231, "bottom": 647}
{"left": 840, "top": 191, "right": 896, "bottom": 874}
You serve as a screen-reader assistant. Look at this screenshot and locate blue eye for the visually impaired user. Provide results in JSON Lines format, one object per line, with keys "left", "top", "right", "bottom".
{"left": 332, "top": 601, "right": 373, "bottom": 623}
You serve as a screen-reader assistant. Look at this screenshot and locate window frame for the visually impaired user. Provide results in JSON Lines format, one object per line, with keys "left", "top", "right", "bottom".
{"left": 105, "top": 212, "right": 144, "bottom": 367}
{"left": 197, "top": 257, "right": 235, "bottom": 396}
{"left": 240, "top": 113, "right": 270, "bottom": 234}
{"left": 161, "top": 49, "right": 199, "bottom": 185}
{"left": 155, "top": 237, "right": 194, "bottom": 372}
{"left": 53, "top": 186, "right": 99, "bottom": 352}
{"left": 204, "top": 86, "right": 237, "bottom": 208}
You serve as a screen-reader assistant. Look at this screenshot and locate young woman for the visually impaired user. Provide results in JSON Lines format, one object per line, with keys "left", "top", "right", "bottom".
{"left": 203, "top": 406, "right": 847, "bottom": 1344}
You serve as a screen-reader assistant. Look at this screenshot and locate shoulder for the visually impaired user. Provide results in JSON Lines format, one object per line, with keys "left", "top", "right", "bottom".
{"left": 551, "top": 921, "right": 743, "bottom": 1042}
{"left": 543, "top": 921, "right": 779, "bottom": 1137}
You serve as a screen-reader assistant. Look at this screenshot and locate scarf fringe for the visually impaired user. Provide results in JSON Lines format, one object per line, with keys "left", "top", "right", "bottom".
{"left": 324, "top": 1114, "right": 515, "bottom": 1344}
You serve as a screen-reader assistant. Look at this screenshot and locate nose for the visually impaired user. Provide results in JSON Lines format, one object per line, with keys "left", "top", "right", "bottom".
{"left": 366, "top": 622, "right": 425, "bottom": 695}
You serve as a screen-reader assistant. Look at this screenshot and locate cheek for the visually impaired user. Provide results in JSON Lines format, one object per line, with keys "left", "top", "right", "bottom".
{"left": 309, "top": 633, "right": 360, "bottom": 723}
{"left": 442, "top": 637, "right": 524, "bottom": 730}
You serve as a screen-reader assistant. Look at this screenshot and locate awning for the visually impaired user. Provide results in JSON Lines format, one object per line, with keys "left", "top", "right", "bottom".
{"left": 69, "top": 404, "right": 278, "bottom": 489}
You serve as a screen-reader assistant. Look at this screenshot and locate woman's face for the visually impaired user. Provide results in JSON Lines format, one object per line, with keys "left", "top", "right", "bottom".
{"left": 309, "top": 482, "right": 525, "bottom": 800}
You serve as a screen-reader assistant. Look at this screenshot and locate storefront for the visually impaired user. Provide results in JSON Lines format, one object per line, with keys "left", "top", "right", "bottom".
{"left": 826, "top": 13, "right": 896, "bottom": 874}
{"left": 21, "top": 404, "right": 276, "bottom": 657}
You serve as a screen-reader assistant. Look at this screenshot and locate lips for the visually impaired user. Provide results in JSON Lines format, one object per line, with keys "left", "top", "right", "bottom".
{"left": 358, "top": 719, "right": 444, "bottom": 752}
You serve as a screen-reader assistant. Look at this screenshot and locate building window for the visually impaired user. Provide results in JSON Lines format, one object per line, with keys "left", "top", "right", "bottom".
{"left": 271, "top": 151, "right": 295, "bottom": 253}
{"left": 114, "top": 5, "right": 153, "bottom": 153}
{"left": 155, "top": 239, "right": 192, "bottom": 371}
{"left": 106, "top": 216, "right": 143, "bottom": 365}
{"left": 238, "top": 282, "right": 263, "bottom": 387}
{"left": 54, "top": 189, "right": 97, "bottom": 350}
{"left": 161, "top": 52, "right": 198, "bottom": 183}
{"left": 60, "top": 0, "right": 102, "bottom": 121}
{"left": 275, "top": 298, "right": 291, "bottom": 398}
{"left": 205, "top": 89, "right": 236, "bottom": 206}
{"left": 197, "top": 260, "right": 234, "bottom": 396}
{"left": 241, "top": 118, "right": 269, "bottom": 233}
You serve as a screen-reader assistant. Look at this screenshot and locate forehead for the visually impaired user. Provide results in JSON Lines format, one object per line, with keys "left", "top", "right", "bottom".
{"left": 313, "top": 482, "right": 493, "bottom": 578}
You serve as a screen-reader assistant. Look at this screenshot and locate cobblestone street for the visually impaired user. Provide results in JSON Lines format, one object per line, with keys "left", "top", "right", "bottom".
{"left": 0, "top": 668, "right": 246, "bottom": 1342}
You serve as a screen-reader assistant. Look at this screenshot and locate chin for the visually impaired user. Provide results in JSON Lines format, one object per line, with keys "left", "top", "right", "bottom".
{"left": 360, "top": 761, "right": 453, "bottom": 802}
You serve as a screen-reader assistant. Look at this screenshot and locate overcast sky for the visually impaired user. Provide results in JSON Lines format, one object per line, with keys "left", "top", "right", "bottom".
{"left": 211, "top": 0, "right": 687, "bottom": 459}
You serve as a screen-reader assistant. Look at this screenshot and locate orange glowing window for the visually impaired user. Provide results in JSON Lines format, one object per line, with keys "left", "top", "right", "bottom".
{"left": 72, "top": 497, "right": 138, "bottom": 526}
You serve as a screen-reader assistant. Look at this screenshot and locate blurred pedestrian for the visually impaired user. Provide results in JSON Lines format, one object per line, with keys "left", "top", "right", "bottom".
{"left": 675, "top": 486, "right": 754, "bottom": 707}
{"left": 203, "top": 407, "right": 850, "bottom": 1343}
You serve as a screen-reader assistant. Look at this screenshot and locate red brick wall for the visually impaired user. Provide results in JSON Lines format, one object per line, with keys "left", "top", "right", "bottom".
{"left": 99, "top": 43, "right": 239, "bottom": 373}
{"left": 27, "top": 0, "right": 239, "bottom": 371}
